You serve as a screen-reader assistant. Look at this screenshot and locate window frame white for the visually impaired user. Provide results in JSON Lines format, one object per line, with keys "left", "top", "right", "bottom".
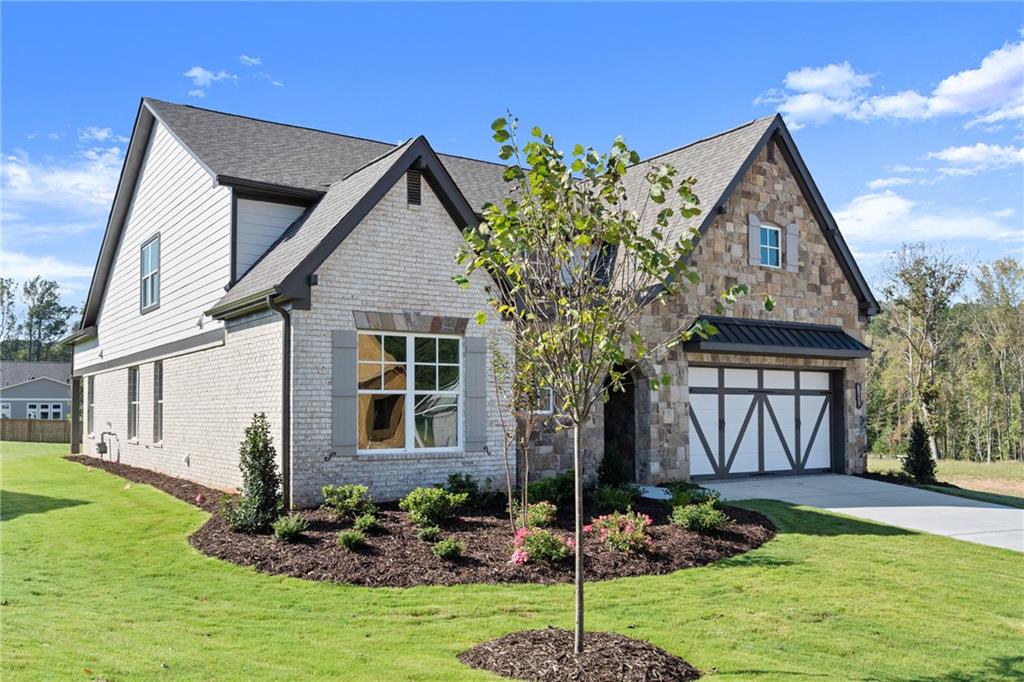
{"left": 759, "top": 224, "right": 782, "bottom": 269}
{"left": 127, "top": 366, "right": 140, "bottom": 441}
{"left": 26, "top": 402, "right": 62, "bottom": 420}
{"left": 86, "top": 376, "right": 95, "bottom": 435}
{"left": 533, "top": 387, "right": 555, "bottom": 415}
{"left": 153, "top": 361, "right": 163, "bottom": 444}
{"left": 0, "top": 403, "right": 10, "bottom": 419}
{"left": 356, "top": 331, "right": 464, "bottom": 454}
{"left": 140, "top": 234, "right": 161, "bottom": 313}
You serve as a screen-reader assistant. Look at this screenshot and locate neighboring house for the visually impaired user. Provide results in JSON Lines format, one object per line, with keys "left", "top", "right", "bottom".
{"left": 0, "top": 361, "right": 71, "bottom": 420}
{"left": 64, "top": 98, "right": 877, "bottom": 507}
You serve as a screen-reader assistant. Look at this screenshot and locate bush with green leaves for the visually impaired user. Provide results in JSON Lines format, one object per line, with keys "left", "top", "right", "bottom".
{"left": 597, "top": 448, "right": 632, "bottom": 488}
{"left": 593, "top": 484, "right": 639, "bottom": 513}
{"left": 336, "top": 529, "right": 367, "bottom": 551}
{"left": 432, "top": 538, "right": 464, "bottom": 560}
{"left": 353, "top": 512, "right": 383, "bottom": 535}
{"left": 416, "top": 525, "right": 442, "bottom": 543}
{"left": 321, "top": 484, "right": 375, "bottom": 519}
{"left": 671, "top": 500, "right": 728, "bottom": 533}
{"left": 399, "top": 487, "right": 468, "bottom": 526}
{"left": 527, "top": 471, "right": 574, "bottom": 504}
{"left": 272, "top": 514, "right": 308, "bottom": 542}
{"left": 902, "top": 420, "right": 936, "bottom": 483}
{"left": 445, "top": 473, "right": 479, "bottom": 498}
{"left": 526, "top": 501, "right": 557, "bottom": 527}
{"left": 585, "top": 510, "right": 654, "bottom": 553}
{"left": 510, "top": 527, "right": 573, "bottom": 564}
{"left": 222, "top": 413, "right": 282, "bottom": 533}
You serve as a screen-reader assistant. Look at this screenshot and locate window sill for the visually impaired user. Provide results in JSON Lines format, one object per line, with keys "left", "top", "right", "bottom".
{"left": 352, "top": 449, "right": 465, "bottom": 462}
{"left": 127, "top": 438, "right": 139, "bottom": 445}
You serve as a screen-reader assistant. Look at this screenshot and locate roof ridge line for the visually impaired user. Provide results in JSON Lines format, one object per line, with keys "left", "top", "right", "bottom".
{"left": 332, "top": 137, "right": 417, "bottom": 186}
{"left": 631, "top": 114, "right": 778, "bottom": 168}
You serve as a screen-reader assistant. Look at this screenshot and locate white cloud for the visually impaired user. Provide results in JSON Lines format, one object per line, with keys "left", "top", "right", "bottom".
{"left": 0, "top": 250, "right": 94, "bottom": 285}
{"left": 925, "top": 143, "right": 1024, "bottom": 170}
{"left": 184, "top": 65, "right": 236, "bottom": 88}
{"left": 885, "top": 164, "right": 927, "bottom": 173}
{"left": 239, "top": 54, "right": 262, "bottom": 66}
{"left": 866, "top": 177, "right": 916, "bottom": 190}
{"left": 188, "top": 89, "right": 206, "bottom": 98}
{"left": 757, "top": 36, "right": 1024, "bottom": 129}
{"left": 834, "top": 190, "right": 1021, "bottom": 245}
{"left": 3, "top": 146, "right": 122, "bottom": 208}
{"left": 77, "top": 126, "right": 128, "bottom": 143}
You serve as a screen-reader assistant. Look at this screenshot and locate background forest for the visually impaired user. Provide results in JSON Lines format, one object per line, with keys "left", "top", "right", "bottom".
{"left": 0, "top": 277, "right": 78, "bottom": 363}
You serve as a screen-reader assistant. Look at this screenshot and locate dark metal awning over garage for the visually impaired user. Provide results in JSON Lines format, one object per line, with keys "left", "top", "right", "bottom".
{"left": 682, "top": 316, "right": 871, "bottom": 359}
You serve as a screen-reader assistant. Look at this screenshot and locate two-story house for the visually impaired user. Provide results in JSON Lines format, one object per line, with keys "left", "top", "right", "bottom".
{"left": 65, "top": 99, "right": 876, "bottom": 507}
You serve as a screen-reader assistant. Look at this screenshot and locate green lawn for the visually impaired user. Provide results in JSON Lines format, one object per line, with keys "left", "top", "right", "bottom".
{"left": 3, "top": 442, "right": 1023, "bottom": 681}
{"left": 869, "top": 455, "right": 1024, "bottom": 508}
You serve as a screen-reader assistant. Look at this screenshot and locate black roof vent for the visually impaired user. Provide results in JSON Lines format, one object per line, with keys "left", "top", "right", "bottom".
{"left": 766, "top": 139, "right": 776, "bottom": 163}
{"left": 407, "top": 169, "right": 421, "bottom": 205}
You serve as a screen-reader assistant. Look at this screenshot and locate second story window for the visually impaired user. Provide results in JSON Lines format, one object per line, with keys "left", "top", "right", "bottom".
{"left": 759, "top": 224, "right": 781, "bottom": 268}
{"left": 141, "top": 235, "right": 160, "bottom": 312}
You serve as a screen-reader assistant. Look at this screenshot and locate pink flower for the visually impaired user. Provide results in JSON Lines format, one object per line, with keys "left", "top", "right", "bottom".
{"left": 583, "top": 524, "right": 593, "bottom": 533}
{"left": 510, "top": 550, "right": 529, "bottom": 565}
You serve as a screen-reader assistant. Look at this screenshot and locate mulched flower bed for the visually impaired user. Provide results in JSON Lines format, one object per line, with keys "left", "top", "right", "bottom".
{"left": 458, "top": 627, "right": 701, "bottom": 681}
{"left": 66, "top": 455, "right": 224, "bottom": 513}
{"left": 65, "top": 454, "right": 776, "bottom": 588}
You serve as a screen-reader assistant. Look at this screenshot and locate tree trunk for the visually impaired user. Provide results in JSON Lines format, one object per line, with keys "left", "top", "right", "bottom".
{"left": 573, "top": 423, "right": 584, "bottom": 655}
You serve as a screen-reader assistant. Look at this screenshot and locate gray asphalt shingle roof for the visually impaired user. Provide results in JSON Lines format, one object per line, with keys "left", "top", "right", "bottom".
{"left": 0, "top": 361, "right": 71, "bottom": 387}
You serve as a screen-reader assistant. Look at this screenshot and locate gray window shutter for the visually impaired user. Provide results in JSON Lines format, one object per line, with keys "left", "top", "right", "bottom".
{"left": 463, "top": 336, "right": 488, "bottom": 452}
{"left": 331, "top": 330, "right": 358, "bottom": 455}
{"left": 785, "top": 222, "right": 799, "bottom": 272}
{"left": 747, "top": 213, "right": 762, "bottom": 266}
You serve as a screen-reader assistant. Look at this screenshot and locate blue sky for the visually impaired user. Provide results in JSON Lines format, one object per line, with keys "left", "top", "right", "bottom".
{"left": 2, "top": 2, "right": 1021, "bottom": 307}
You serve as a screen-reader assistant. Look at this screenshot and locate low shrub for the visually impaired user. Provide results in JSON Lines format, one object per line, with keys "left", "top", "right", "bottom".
{"left": 593, "top": 484, "right": 639, "bottom": 513}
{"left": 399, "top": 487, "right": 468, "bottom": 526}
{"left": 511, "top": 527, "right": 573, "bottom": 564}
{"left": 527, "top": 471, "right": 574, "bottom": 504}
{"left": 902, "top": 420, "right": 936, "bottom": 483}
{"left": 353, "top": 512, "right": 383, "bottom": 534}
{"left": 272, "top": 514, "right": 308, "bottom": 542}
{"left": 432, "top": 538, "right": 464, "bottom": 560}
{"left": 597, "top": 447, "right": 632, "bottom": 488}
{"left": 585, "top": 510, "right": 654, "bottom": 553}
{"left": 526, "top": 501, "right": 557, "bottom": 527}
{"left": 322, "top": 484, "right": 375, "bottom": 519}
{"left": 667, "top": 485, "right": 720, "bottom": 508}
{"left": 336, "top": 529, "right": 367, "bottom": 551}
{"left": 445, "top": 473, "right": 479, "bottom": 499}
{"left": 671, "top": 500, "right": 728, "bottom": 533}
{"left": 416, "top": 526, "right": 442, "bottom": 543}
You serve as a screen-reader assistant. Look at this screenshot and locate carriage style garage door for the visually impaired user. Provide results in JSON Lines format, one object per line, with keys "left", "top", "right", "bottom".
{"left": 688, "top": 366, "right": 835, "bottom": 477}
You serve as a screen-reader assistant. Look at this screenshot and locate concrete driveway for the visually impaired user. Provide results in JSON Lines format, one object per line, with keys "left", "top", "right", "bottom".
{"left": 703, "top": 474, "right": 1023, "bottom": 552}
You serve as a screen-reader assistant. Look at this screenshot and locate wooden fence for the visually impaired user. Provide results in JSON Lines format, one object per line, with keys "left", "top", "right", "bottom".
{"left": 1, "top": 419, "right": 71, "bottom": 443}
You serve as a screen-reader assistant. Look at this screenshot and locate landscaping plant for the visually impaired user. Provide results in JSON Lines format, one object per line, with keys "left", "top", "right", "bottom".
{"left": 432, "top": 538, "right": 464, "bottom": 561}
{"left": 222, "top": 413, "right": 282, "bottom": 533}
{"left": 671, "top": 500, "right": 729, "bottom": 533}
{"left": 399, "top": 487, "right": 469, "bottom": 526}
{"left": 526, "top": 501, "right": 557, "bottom": 527}
{"left": 510, "top": 527, "right": 573, "bottom": 565}
{"left": 353, "top": 512, "right": 383, "bottom": 534}
{"left": 585, "top": 510, "right": 654, "bottom": 553}
{"left": 416, "top": 526, "right": 442, "bottom": 543}
{"left": 321, "top": 484, "right": 375, "bottom": 519}
{"left": 593, "top": 484, "right": 639, "bottom": 513}
{"left": 455, "top": 116, "right": 773, "bottom": 652}
{"left": 272, "top": 514, "right": 308, "bottom": 542}
{"left": 336, "top": 529, "right": 367, "bottom": 551}
{"left": 902, "top": 420, "right": 937, "bottom": 483}
{"left": 527, "top": 471, "right": 574, "bottom": 505}
{"left": 597, "top": 448, "right": 632, "bottom": 488}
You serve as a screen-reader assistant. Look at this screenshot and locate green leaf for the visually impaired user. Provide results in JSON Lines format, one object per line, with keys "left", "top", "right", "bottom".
{"left": 491, "top": 117, "right": 507, "bottom": 132}
{"left": 475, "top": 311, "right": 487, "bottom": 326}
{"left": 451, "top": 274, "right": 471, "bottom": 289}
{"left": 763, "top": 295, "right": 776, "bottom": 312}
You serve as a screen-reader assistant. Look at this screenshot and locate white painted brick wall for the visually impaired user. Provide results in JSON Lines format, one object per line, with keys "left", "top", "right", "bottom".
{"left": 290, "top": 177, "right": 512, "bottom": 505}
{"left": 81, "top": 311, "right": 282, "bottom": 492}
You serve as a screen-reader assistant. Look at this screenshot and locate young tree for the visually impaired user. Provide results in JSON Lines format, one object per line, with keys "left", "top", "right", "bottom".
{"left": 222, "top": 413, "right": 283, "bottom": 533}
{"left": 455, "top": 117, "right": 772, "bottom": 654}
{"left": 902, "top": 420, "right": 936, "bottom": 483}
{"left": 20, "top": 277, "right": 76, "bottom": 361}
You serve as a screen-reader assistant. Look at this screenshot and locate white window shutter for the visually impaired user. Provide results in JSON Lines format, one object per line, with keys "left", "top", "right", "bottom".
{"left": 785, "top": 222, "right": 799, "bottom": 272}
{"left": 463, "top": 336, "right": 488, "bottom": 452}
{"left": 747, "top": 213, "right": 761, "bottom": 266}
{"left": 331, "top": 329, "right": 358, "bottom": 455}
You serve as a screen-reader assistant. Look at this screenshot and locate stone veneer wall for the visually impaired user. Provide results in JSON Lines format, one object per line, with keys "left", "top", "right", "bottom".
{"left": 80, "top": 311, "right": 283, "bottom": 492}
{"left": 529, "top": 141, "right": 869, "bottom": 483}
{"left": 288, "top": 177, "right": 512, "bottom": 506}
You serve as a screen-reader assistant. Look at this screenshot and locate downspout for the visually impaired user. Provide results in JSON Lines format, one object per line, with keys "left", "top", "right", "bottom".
{"left": 266, "top": 294, "right": 292, "bottom": 509}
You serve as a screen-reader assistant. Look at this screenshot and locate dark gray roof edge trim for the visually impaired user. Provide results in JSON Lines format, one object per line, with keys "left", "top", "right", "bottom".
{"left": 205, "top": 288, "right": 282, "bottom": 320}
{"left": 217, "top": 175, "right": 325, "bottom": 201}
{"left": 59, "top": 325, "right": 98, "bottom": 346}
{"left": 698, "top": 315, "right": 858, "bottom": 334}
{"left": 683, "top": 342, "right": 871, "bottom": 360}
{"left": 276, "top": 136, "right": 479, "bottom": 304}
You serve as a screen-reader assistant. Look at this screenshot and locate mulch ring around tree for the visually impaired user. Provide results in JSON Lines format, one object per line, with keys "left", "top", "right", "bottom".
{"left": 65, "top": 454, "right": 776, "bottom": 587}
{"left": 66, "top": 455, "right": 225, "bottom": 513}
{"left": 458, "top": 627, "right": 701, "bottom": 681}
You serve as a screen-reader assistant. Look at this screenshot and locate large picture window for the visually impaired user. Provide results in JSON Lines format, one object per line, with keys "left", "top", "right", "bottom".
{"left": 141, "top": 235, "right": 160, "bottom": 311}
{"left": 356, "top": 332, "right": 461, "bottom": 452}
{"left": 127, "top": 366, "right": 140, "bottom": 440}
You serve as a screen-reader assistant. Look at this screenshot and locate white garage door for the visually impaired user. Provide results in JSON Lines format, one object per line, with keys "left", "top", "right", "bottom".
{"left": 688, "top": 366, "right": 833, "bottom": 477}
